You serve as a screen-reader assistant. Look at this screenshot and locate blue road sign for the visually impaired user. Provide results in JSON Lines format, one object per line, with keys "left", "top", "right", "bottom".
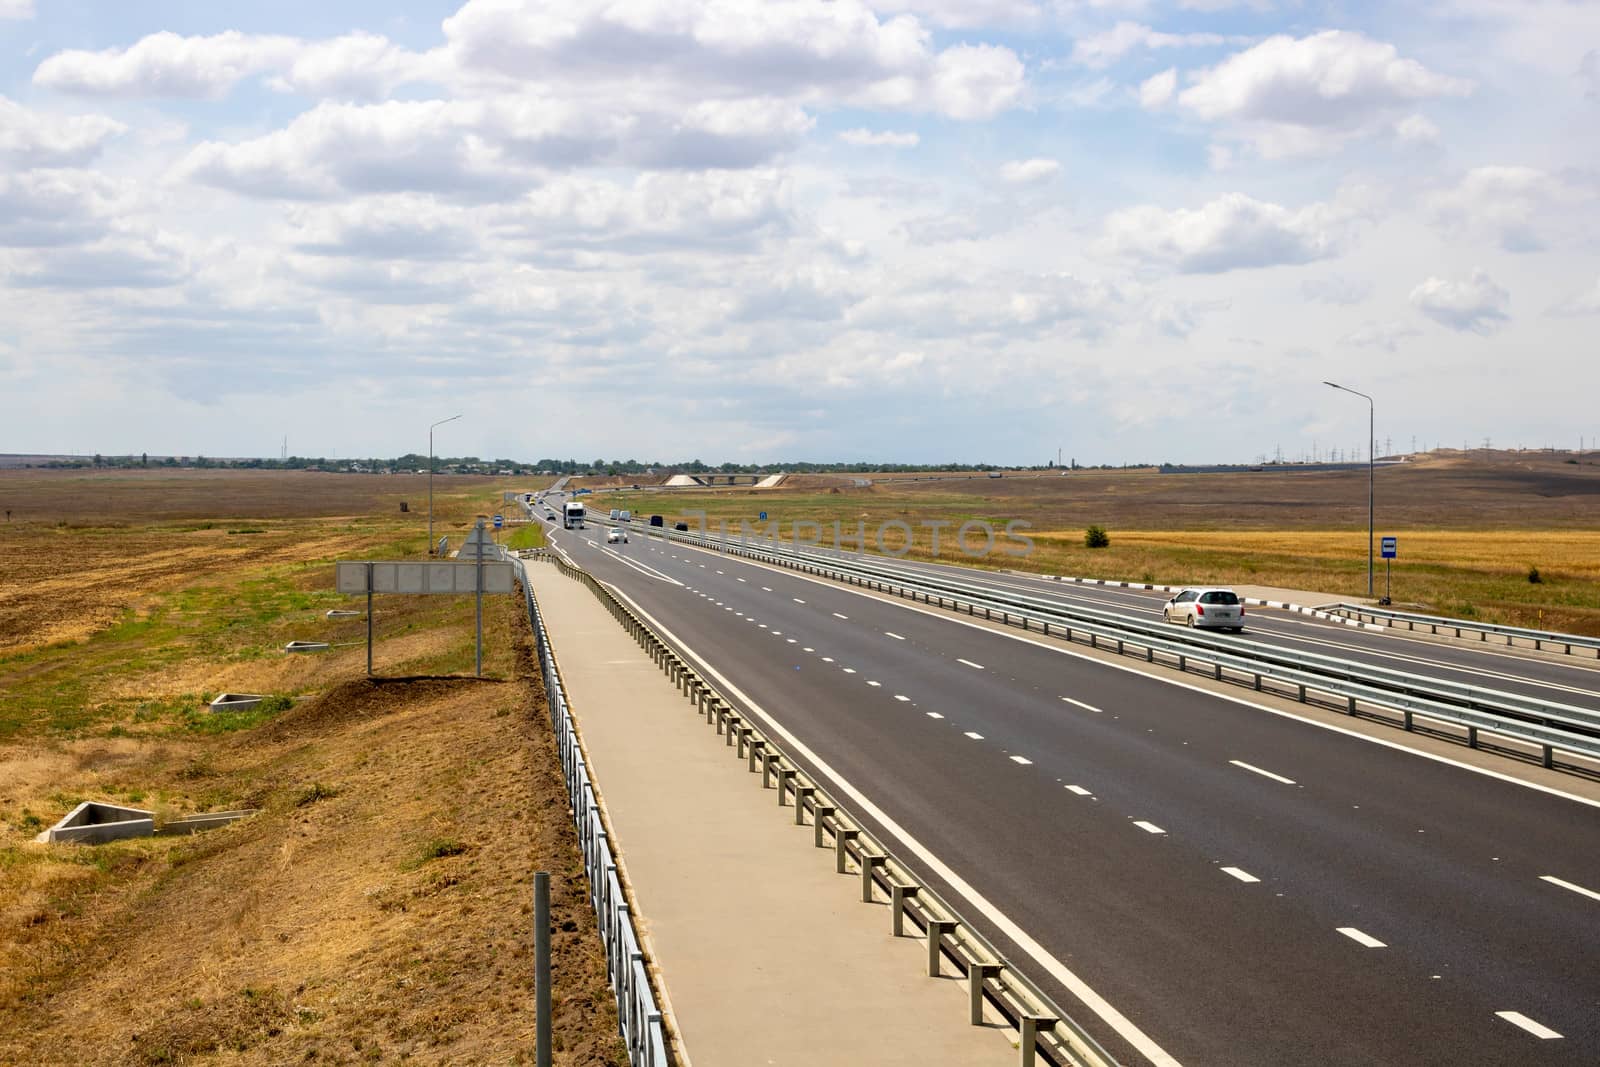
{"left": 493, "top": 514, "right": 504, "bottom": 529}
{"left": 759, "top": 511, "right": 768, "bottom": 521}
{"left": 1381, "top": 536, "right": 1397, "bottom": 559}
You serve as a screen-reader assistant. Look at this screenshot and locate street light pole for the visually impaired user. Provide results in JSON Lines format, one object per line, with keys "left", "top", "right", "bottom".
{"left": 428, "top": 414, "right": 462, "bottom": 557}
{"left": 1323, "top": 381, "right": 1375, "bottom": 598}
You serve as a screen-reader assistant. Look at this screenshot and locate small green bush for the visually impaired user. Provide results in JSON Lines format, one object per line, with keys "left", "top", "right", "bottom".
{"left": 1527, "top": 565, "right": 1542, "bottom": 584}
{"left": 295, "top": 783, "right": 339, "bottom": 807}
{"left": 1084, "top": 525, "right": 1110, "bottom": 549}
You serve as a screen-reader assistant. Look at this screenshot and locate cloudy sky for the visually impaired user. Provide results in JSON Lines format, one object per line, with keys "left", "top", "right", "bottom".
{"left": 1, "top": 1, "right": 1596, "bottom": 465}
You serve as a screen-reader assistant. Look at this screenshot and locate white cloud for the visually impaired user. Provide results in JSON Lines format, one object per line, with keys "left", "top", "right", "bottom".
{"left": 34, "top": 31, "right": 300, "bottom": 98}
{"left": 866, "top": 0, "right": 1041, "bottom": 29}
{"left": 0, "top": 170, "right": 121, "bottom": 247}
{"left": 999, "top": 158, "right": 1060, "bottom": 184}
{"left": 442, "top": 0, "right": 1025, "bottom": 122}
{"left": 839, "top": 128, "right": 920, "bottom": 147}
{"left": 1179, "top": 31, "right": 1473, "bottom": 157}
{"left": 927, "top": 43, "right": 1027, "bottom": 119}
{"left": 1139, "top": 67, "right": 1177, "bottom": 109}
{"left": 1302, "top": 276, "right": 1373, "bottom": 306}
{"left": 268, "top": 33, "right": 443, "bottom": 99}
{"left": 1426, "top": 166, "right": 1579, "bottom": 253}
{"left": 1071, "top": 22, "right": 1224, "bottom": 69}
{"left": 0, "top": 96, "right": 126, "bottom": 168}
{"left": 1548, "top": 277, "right": 1600, "bottom": 317}
{"left": 1099, "top": 192, "right": 1348, "bottom": 273}
{"left": 1339, "top": 320, "right": 1419, "bottom": 351}
{"left": 0, "top": 0, "right": 34, "bottom": 19}
{"left": 179, "top": 96, "right": 815, "bottom": 200}
{"left": 1409, "top": 269, "right": 1510, "bottom": 333}
{"left": 1393, "top": 114, "right": 1440, "bottom": 145}
{"left": 1582, "top": 50, "right": 1600, "bottom": 99}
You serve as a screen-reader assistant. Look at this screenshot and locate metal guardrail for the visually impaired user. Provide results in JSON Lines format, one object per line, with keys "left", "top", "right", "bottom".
{"left": 514, "top": 558, "right": 671, "bottom": 1067}
{"left": 623, "top": 523, "right": 1600, "bottom": 773}
{"left": 535, "top": 552, "right": 1116, "bottom": 1067}
{"left": 1320, "top": 603, "right": 1600, "bottom": 658}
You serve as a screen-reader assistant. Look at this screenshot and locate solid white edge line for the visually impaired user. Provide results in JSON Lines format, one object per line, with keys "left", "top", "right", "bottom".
{"left": 1539, "top": 874, "right": 1600, "bottom": 902}
{"left": 1220, "top": 867, "right": 1260, "bottom": 883}
{"left": 672, "top": 542, "right": 1600, "bottom": 813}
{"left": 1494, "top": 1011, "right": 1562, "bottom": 1039}
{"left": 599, "top": 582, "right": 1185, "bottom": 1067}
{"left": 1336, "top": 927, "right": 1386, "bottom": 948}
{"left": 957, "top": 658, "right": 985, "bottom": 670}
{"left": 1228, "top": 759, "right": 1297, "bottom": 786}
{"left": 1133, "top": 821, "right": 1166, "bottom": 835}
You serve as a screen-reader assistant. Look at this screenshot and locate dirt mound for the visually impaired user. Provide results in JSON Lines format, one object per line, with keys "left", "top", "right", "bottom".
{"left": 257, "top": 675, "right": 496, "bottom": 742}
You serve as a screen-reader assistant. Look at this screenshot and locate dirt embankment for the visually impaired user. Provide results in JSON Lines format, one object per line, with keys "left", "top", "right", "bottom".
{"left": 0, "top": 609, "right": 627, "bottom": 1065}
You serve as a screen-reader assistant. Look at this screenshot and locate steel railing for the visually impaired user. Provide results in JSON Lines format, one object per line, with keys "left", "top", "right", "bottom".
{"left": 1319, "top": 603, "right": 1600, "bottom": 658}
{"left": 613, "top": 522, "right": 1600, "bottom": 772}
{"left": 535, "top": 551, "right": 1117, "bottom": 1067}
{"left": 514, "top": 558, "right": 671, "bottom": 1067}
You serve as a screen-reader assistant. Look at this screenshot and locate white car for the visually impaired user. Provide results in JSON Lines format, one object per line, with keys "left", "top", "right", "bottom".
{"left": 1161, "top": 588, "right": 1245, "bottom": 632}
{"left": 606, "top": 527, "right": 628, "bottom": 544}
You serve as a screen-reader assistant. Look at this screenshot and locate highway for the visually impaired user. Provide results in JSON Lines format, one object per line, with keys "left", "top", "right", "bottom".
{"left": 538, "top": 511, "right": 1600, "bottom": 1065}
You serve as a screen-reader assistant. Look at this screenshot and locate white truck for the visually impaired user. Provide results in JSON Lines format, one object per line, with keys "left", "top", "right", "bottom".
{"left": 563, "top": 501, "right": 586, "bottom": 529}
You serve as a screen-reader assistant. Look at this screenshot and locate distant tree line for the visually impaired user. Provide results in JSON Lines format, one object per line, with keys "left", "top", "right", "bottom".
{"left": 29, "top": 453, "right": 1150, "bottom": 475}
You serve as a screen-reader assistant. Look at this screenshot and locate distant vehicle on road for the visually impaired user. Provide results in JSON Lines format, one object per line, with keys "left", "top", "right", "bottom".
{"left": 606, "top": 528, "right": 628, "bottom": 544}
{"left": 673, "top": 522, "right": 689, "bottom": 531}
{"left": 631, "top": 484, "right": 640, "bottom": 490}
{"left": 563, "top": 501, "right": 586, "bottom": 529}
{"left": 609, "top": 508, "right": 621, "bottom": 520}
{"left": 649, "top": 515, "right": 664, "bottom": 527}
{"left": 619, "top": 510, "right": 632, "bottom": 522}
{"left": 1162, "top": 588, "right": 1244, "bottom": 632}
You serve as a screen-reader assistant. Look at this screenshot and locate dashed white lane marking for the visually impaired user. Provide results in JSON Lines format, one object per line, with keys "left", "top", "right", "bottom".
{"left": 716, "top": 570, "right": 724, "bottom": 574}
{"left": 787, "top": 638, "right": 797, "bottom": 644}
{"left": 843, "top": 668, "right": 857, "bottom": 674}
{"left": 793, "top": 597, "right": 806, "bottom": 604}
{"left": 927, "top": 712, "right": 945, "bottom": 719}
{"left": 964, "top": 731, "right": 984, "bottom": 740}
{"left": 1061, "top": 697, "right": 1102, "bottom": 713}
{"left": 957, "top": 658, "right": 985, "bottom": 670}
{"left": 894, "top": 694, "right": 910, "bottom": 702}
{"left": 1065, "top": 785, "right": 1092, "bottom": 796}
{"left": 1540, "top": 875, "right": 1600, "bottom": 903}
{"left": 1229, "top": 760, "right": 1297, "bottom": 786}
{"left": 735, "top": 612, "right": 743, "bottom": 617}
{"left": 1221, "top": 867, "right": 1260, "bottom": 883}
{"left": 866, "top": 680, "right": 881, "bottom": 686}
{"left": 772, "top": 630, "right": 783, "bottom": 635}
{"left": 885, "top": 631, "right": 905, "bottom": 640}
{"left": 1133, "top": 821, "right": 1166, "bottom": 835}
{"left": 1337, "top": 927, "right": 1386, "bottom": 948}
{"left": 759, "top": 624, "right": 768, "bottom": 629}
{"left": 1010, "top": 755, "right": 1033, "bottom": 765}
{"left": 1495, "top": 1012, "right": 1562, "bottom": 1040}
{"left": 762, "top": 586, "right": 772, "bottom": 592}
{"left": 822, "top": 657, "right": 834, "bottom": 663}
{"left": 803, "top": 646, "right": 815, "bottom": 652}
{"left": 832, "top": 612, "right": 849, "bottom": 620}
{"left": 737, "top": 577, "right": 746, "bottom": 583}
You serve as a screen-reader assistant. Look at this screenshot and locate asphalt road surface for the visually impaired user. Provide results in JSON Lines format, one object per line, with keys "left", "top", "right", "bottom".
{"left": 543, "top": 518, "right": 1600, "bottom": 1066}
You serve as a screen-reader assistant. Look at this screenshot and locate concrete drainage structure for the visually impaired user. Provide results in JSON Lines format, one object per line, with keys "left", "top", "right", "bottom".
{"left": 36, "top": 802, "right": 259, "bottom": 844}
{"left": 209, "top": 692, "right": 264, "bottom": 711}
{"left": 35, "top": 802, "right": 154, "bottom": 844}
{"left": 284, "top": 641, "right": 330, "bottom": 653}
{"left": 325, "top": 609, "right": 362, "bottom": 618}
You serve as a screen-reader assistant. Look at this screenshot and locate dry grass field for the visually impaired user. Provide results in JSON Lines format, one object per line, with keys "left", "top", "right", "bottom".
{"left": 0, "top": 469, "right": 627, "bottom": 1064}
{"left": 595, "top": 451, "right": 1600, "bottom": 634}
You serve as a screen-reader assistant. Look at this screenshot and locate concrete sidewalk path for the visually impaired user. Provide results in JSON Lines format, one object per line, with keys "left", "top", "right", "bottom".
{"left": 526, "top": 561, "right": 1016, "bottom": 1067}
